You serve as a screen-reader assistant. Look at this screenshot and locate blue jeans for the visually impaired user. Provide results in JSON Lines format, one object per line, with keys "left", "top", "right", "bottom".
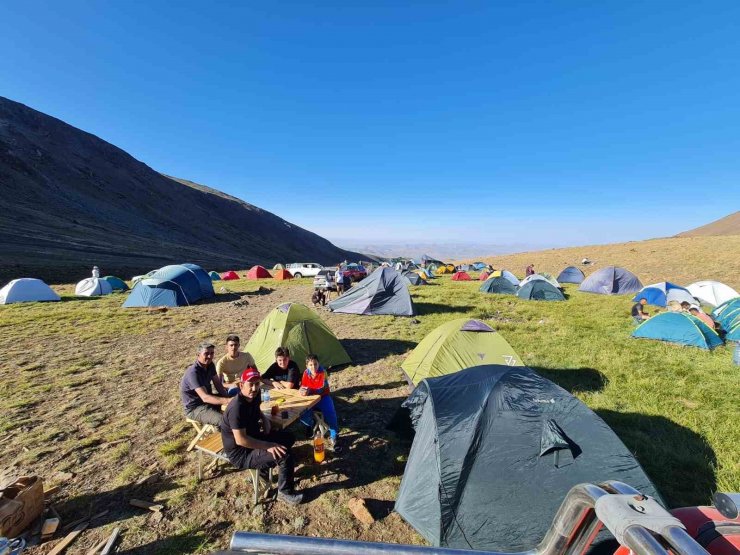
{"left": 300, "top": 396, "right": 339, "bottom": 440}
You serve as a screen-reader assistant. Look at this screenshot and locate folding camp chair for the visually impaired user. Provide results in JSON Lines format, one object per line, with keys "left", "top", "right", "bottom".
{"left": 186, "top": 418, "right": 217, "bottom": 452}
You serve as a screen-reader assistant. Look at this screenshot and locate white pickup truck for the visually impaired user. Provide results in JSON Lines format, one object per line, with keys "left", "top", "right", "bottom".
{"left": 285, "top": 263, "right": 324, "bottom": 279}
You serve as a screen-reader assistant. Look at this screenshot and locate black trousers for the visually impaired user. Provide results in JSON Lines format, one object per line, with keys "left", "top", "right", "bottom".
{"left": 226, "top": 430, "right": 296, "bottom": 492}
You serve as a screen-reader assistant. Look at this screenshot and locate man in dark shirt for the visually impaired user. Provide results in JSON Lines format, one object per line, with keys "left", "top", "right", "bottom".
{"left": 262, "top": 347, "right": 301, "bottom": 390}
{"left": 631, "top": 298, "right": 649, "bottom": 325}
{"left": 180, "top": 342, "right": 231, "bottom": 426}
{"left": 221, "top": 368, "right": 303, "bottom": 505}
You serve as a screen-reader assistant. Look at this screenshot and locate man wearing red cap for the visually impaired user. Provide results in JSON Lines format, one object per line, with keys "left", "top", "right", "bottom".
{"left": 220, "top": 367, "right": 303, "bottom": 505}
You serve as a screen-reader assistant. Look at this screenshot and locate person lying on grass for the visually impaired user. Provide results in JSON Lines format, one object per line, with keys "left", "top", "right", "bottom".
{"left": 180, "top": 342, "right": 231, "bottom": 427}
{"left": 299, "top": 354, "right": 341, "bottom": 453}
{"left": 220, "top": 367, "right": 303, "bottom": 505}
{"left": 216, "top": 334, "right": 256, "bottom": 396}
{"left": 262, "top": 347, "right": 301, "bottom": 390}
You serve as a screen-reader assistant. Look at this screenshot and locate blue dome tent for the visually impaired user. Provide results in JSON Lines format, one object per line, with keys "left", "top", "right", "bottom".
{"left": 123, "top": 263, "right": 213, "bottom": 308}
{"left": 632, "top": 312, "right": 723, "bottom": 350}
{"left": 579, "top": 266, "right": 642, "bottom": 295}
{"left": 556, "top": 266, "right": 585, "bottom": 284}
{"left": 632, "top": 282, "right": 695, "bottom": 307}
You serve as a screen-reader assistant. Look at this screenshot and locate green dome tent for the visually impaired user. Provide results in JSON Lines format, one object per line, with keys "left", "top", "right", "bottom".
{"left": 244, "top": 302, "right": 351, "bottom": 372}
{"left": 208, "top": 271, "right": 222, "bottom": 281}
{"left": 401, "top": 318, "right": 523, "bottom": 386}
{"left": 479, "top": 276, "right": 518, "bottom": 295}
{"left": 102, "top": 275, "right": 129, "bottom": 291}
{"left": 517, "top": 280, "right": 565, "bottom": 301}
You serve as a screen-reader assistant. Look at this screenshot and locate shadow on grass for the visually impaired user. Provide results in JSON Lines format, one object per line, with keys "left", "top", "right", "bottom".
{"left": 201, "top": 292, "right": 244, "bottom": 304}
{"left": 596, "top": 409, "right": 717, "bottom": 508}
{"left": 115, "top": 526, "right": 222, "bottom": 554}
{"left": 415, "top": 302, "right": 475, "bottom": 315}
{"left": 341, "top": 338, "right": 416, "bottom": 365}
{"left": 531, "top": 366, "right": 608, "bottom": 393}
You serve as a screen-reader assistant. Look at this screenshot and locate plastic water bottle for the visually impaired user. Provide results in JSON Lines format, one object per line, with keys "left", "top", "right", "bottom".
{"left": 313, "top": 430, "right": 325, "bottom": 463}
{"left": 260, "top": 389, "right": 270, "bottom": 404}
{"left": 733, "top": 343, "right": 740, "bottom": 366}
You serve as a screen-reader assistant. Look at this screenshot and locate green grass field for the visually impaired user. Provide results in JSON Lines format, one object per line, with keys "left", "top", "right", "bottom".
{"left": 0, "top": 273, "right": 737, "bottom": 552}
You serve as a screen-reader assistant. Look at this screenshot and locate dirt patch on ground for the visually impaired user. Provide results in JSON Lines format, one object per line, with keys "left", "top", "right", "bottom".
{"left": 1, "top": 282, "right": 420, "bottom": 553}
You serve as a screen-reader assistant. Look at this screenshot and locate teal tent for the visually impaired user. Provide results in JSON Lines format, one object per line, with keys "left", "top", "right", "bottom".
{"left": 102, "top": 275, "right": 129, "bottom": 291}
{"left": 517, "top": 280, "right": 565, "bottom": 301}
{"left": 209, "top": 271, "right": 222, "bottom": 281}
{"left": 480, "top": 277, "right": 517, "bottom": 295}
{"left": 632, "top": 312, "right": 723, "bottom": 350}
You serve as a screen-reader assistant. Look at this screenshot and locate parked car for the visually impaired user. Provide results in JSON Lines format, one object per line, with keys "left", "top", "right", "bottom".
{"left": 342, "top": 263, "right": 368, "bottom": 282}
{"left": 286, "top": 263, "right": 324, "bottom": 279}
{"left": 313, "top": 267, "right": 337, "bottom": 291}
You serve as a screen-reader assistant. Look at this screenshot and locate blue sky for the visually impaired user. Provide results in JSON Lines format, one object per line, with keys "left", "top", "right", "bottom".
{"left": 2, "top": 1, "right": 739, "bottom": 250}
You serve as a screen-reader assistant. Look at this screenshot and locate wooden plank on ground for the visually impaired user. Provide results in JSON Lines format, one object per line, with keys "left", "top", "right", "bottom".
{"left": 48, "top": 521, "right": 88, "bottom": 555}
{"left": 129, "top": 498, "right": 163, "bottom": 512}
{"left": 100, "top": 526, "right": 121, "bottom": 555}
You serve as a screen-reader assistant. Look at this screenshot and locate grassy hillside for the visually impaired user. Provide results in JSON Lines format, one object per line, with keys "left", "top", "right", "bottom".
{"left": 470, "top": 235, "right": 740, "bottom": 290}
{"left": 1, "top": 272, "right": 737, "bottom": 553}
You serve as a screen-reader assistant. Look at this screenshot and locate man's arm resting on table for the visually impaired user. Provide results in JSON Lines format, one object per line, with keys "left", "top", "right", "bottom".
{"left": 195, "top": 385, "right": 230, "bottom": 405}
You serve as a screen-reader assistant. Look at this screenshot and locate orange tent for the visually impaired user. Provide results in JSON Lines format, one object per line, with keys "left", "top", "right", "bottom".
{"left": 246, "top": 265, "right": 271, "bottom": 279}
{"left": 451, "top": 271, "right": 472, "bottom": 281}
{"left": 274, "top": 269, "right": 293, "bottom": 280}
{"left": 221, "top": 270, "right": 240, "bottom": 280}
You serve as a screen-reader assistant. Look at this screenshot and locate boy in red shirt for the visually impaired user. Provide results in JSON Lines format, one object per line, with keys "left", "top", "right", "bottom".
{"left": 299, "top": 354, "right": 340, "bottom": 452}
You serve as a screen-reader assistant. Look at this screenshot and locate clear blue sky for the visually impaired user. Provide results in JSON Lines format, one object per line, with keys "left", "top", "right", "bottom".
{"left": 2, "top": 1, "right": 739, "bottom": 250}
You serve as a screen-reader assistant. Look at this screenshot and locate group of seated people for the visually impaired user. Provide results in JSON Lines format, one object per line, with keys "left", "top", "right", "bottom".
{"left": 632, "top": 298, "right": 717, "bottom": 328}
{"left": 179, "top": 335, "right": 341, "bottom": 505}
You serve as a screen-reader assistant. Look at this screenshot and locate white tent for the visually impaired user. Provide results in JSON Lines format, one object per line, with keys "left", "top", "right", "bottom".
{"left": 519, "top": 273, "right": 560, "bottom": 289}
{"left": 687, "top": 281, "right": 739, "bottom": 307}
{"left": 75, "top": 277, "right": 113, "bottom": 297}
{"left": 0, "top": 278, "right": 61, "bottom": 304}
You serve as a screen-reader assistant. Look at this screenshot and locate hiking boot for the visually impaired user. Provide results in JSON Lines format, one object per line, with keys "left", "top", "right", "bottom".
{"left": 277, "top": 490, "right": 304, "bottom": 505}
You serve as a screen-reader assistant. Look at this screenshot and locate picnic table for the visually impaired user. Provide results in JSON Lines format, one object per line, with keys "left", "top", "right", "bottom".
{"left": 260, "top": 384, "right": 321, "bottom": 430}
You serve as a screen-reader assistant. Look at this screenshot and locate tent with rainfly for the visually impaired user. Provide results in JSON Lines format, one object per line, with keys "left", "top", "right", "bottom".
{"left": 0, "top": 278, "right": 60, "bottom": 304}
{"left": 632, "top": 312, "right": 723, "bottom": 350}
{"left": 632, "top": 282, "right": 695, "bottom": 307}
{"left": 274, "top": 269, "right": 293, "bottom": 280}
{"left": 245, "top": 302, "right": 351, "bottom": 371}
{"left": 490, "top": 269, "right": 519, "bottom": 286}
{"left": 713, "top": 298, "right": 740, "bottom": 331}
{"left": 208, "top": 271, "right": 222, "bottom": 281}
{"left": 556, "top": 266, "right": 585, "bottom": 284}
{"left": 395, "top": 364, "right": 660, "bottom": 551}
{"left": 402, "top": 272, "right": 425, "bottom": 286}
{"left": 328, "top": 267, "right": 415, "bottom": 316}
{"left": 246, "top": 265, "right": 271, "bottom": 279}
{"left": 221, "top": 270, "right": 239, "bottom": 280}
{"left": 102, "top": 275, "right": 129, "bottom": 291}
{"left": 480, "top": 276, "right": 518, "bottom": 295}
{"left": 519, "top": 274, "right": 560, "bottom": 290}
{"left": 579, "top": 266, "right": 642, "bottom": 295}
{"left": 478, "top": 271, "right": 490, "bottom": 281}
{"left": 517, "top": 280, "right": 565, "bottom": 301}
{"left": 401, "top": 319, "right": 522, "bottom": 386}
{"left": 451, "top": 271, "right": 471, "bottom": 281}
{"left": 687, "top": 281, "right": 738, "bottom": 307}
{"left": 726, "top": 321, "right": 740, "bottom": 342}
{"left": 75, "top": 277, "right": 113, "bottom": 297}
{"left": 181, "top": 263, "right": 216, "bottom": 298}
{"left": 123, "top": 263, "right": 214, "bottom": 307}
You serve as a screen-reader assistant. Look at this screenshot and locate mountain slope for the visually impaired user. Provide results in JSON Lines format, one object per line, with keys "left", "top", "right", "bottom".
{"left": 676, "top": 211, "right": 740, "bottom": 237}
{"left": 0, "top": 96, "right": 364, "bottom": 282}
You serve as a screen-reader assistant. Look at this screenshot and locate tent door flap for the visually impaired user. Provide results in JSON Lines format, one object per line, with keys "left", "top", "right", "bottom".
{"left": 540, "top": 419, "right": 581, "bottom": 467}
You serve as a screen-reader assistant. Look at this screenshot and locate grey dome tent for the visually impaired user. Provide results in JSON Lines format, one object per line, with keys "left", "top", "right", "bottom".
{"left": 402, "top": 271, "right": 425, "bottom": 286}
{"left": 517, "top": 280, "right": 565, "bottom": 301}
{"left": 328, "top": 267, "right": 415, "bottom": 316}
{"left": 479, "top": 276, "right": 518, "bottom": 295}
{"left": 395, "top": 365, "right": 660, "bottom": 551}
{"left": 557, "top": 266, "right": 585, "bottom": 284}
{"left": 579, "top": 266, "right": 642, "bottom": 295}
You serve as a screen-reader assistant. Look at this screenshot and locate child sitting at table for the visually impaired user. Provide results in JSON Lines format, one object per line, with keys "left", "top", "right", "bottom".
{"left": 298, "top": 354, "right": 341, "bottom": 453}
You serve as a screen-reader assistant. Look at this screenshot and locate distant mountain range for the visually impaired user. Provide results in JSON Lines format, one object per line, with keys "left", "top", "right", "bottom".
{"left": 336, "top": 241, "right": 549, "bottom": 262}
{"left": 677, "top": 211, "right": 739, "bottom": 237}
{"left": 0, "top": 97, "right": 365, "bottom": 283}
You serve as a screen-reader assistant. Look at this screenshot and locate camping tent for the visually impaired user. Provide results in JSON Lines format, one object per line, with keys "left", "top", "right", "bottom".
{"left": 451, "top": 271, "right": 471, "bottom": 281}
{"left": 402, "top": 272, "right": 425, "bottom": 286}
{"left": 246, "top": 265, "right": 271, "bottom": 279}
{"left": 435, "top": 266, "right": 451, "bottom": 275}
{"left": 480, "top": 276, "right": 518, "bottom": 295}
{"left": 519, "top": 274, "right": 560, "bottom": 290}
{"left": 274, "top": 269, "right": 293, "bottom": 280}
{"left": 328, "top": 267, "right": 415, "bottom": 316}
{"left": 478, "top": 271, "right": 490, "bottom": 281}
{"left": 75, "top": 277, "right": 113, "bottom": 297}
{"left": 579, "top": 266, "right": 642, "bottom": 295}
{"left": 632, "top": 312, "right": 723, "bottom": 350}
{"left": 123, "top": 263, "right": 213, "bottom": 308}
{"left": 687, "top": 281, "right": 738, "bottom": 307}
{"left": 713, "top": 299, "right": 740, "bottom": 331}
{"left": 272, "top": 263, "right": 285, "bottom": 270}
{"left": 445, "top": 264, "right": 455, "bottom": 272}
{"left": 395, "top": 365, "right": 659, "bottom": 551}
{"left": 713, "top": 297, "right": 740, "bottom": 318}
{"left": 208, "top": 271, "right": 222, "bottom": 281}
{"left": 401, "top": 319, "right": 522, "bottom": 386}
{"left": 633, "top": 282, "right": 695, "bottom": 307}
{"left": 499, "top": 270, "right": 519, "bottom": 286}
{"left": 245, "top": 302, "right": 351, "bottom": 371}
{"left": 181, "top": 263, "right": 216, "bottom": 298}
{"left": 221, "top": 270, "right": 239, "bottom": 280}
{"left": 517, "top": 280, "right": 565, "bottom": 301}
{"left": 472, "top": 262, "right": 487, "bottom": 270}
{"left": 414, "top": 269, "right": 432, "bottom": 280}
{"left": 556, "top": 266, "right": 585, "bottom": 284}
{"left": 459, "top": 264, "right": 471, "bottom": 272}
{"left": 102, "top": 275, "right": 129, "bottom": 291}
{"left": 726, "top": 321, "right": 740, "bottom": 342}
{"left": 0, "top": 278, "right": 60, "bottom": 304}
